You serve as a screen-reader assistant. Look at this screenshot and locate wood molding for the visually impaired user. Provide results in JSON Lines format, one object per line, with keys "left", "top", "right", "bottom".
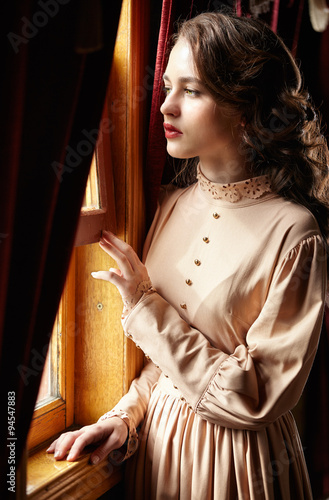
{"left": 27, "top": 445, "right": 122, "bottom": 500}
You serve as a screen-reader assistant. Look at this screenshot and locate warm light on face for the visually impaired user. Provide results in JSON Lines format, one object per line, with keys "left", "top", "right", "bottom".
{"left": 160, "top": 38, "right": 242, "bottom": 179}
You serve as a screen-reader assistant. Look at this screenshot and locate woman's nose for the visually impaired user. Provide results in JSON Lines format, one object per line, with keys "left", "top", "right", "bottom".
{"left": 160, "top": 92, "right": 180, "bottom": 117}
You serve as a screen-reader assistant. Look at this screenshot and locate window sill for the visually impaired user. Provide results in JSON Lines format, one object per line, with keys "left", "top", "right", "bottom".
{"left": 27, "top": 443, "right": 123, "bottom": 500}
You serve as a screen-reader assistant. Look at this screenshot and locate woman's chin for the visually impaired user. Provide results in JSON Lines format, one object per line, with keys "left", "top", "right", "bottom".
{"left": 166, "top": 146, "right": 193, "bottom": 160}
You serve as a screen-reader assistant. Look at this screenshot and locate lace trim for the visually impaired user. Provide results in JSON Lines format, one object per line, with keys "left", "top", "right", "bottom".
{"left": 121, "top": 279, "right": 153, "bottom": 319}
{"left": 197, "top": 166, "right": 271, "bottom": 203}
{"left": 98, "top": 409, "right": 138, "bottom": 463}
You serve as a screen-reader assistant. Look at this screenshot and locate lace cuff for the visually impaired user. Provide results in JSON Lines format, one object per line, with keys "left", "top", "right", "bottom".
{"left": 121, "top": 279, "right": 153, "bottom": 319}
{"left": 98, "top": 409, "right": 138, "bottom": 464}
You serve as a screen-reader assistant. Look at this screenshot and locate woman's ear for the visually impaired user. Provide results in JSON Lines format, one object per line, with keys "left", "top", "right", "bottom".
{"left": 240, "top": 115, "right": 246, "bottom": 127}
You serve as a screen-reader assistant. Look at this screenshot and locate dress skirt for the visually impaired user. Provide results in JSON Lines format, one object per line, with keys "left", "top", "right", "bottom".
{"left": 124, "top": 374, "right": 313, "bottom": 500}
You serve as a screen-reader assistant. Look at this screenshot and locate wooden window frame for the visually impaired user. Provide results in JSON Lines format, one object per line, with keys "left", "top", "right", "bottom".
{"left": 75, "top": 101, "right": 117, "bottom": 247}
{"left": 27, "top": 253, "right": 75, "bottom": 451}
{"left": 25, "top": 0, "right": 150, "bottom": 497}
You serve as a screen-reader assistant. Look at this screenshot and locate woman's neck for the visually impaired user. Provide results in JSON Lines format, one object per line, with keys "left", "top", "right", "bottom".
{"left": 199, "top": 157, "right": 250, "bottom": 184}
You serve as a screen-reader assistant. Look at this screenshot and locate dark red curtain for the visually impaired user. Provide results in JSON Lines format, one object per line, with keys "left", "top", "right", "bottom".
{"left": 144, "top": 0, "right": 219, "bottom": 227}
{"left": 0, "top": 1, "right": 122, "bottom": 496}
{"left": 144, "top": 1, "right": 329, "bottom": 498}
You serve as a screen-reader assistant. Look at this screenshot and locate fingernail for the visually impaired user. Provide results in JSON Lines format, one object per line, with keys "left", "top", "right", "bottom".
{"left": 54, "top": 451, "right": 61, "bottom": 458}
{"left": 91, "top": 272, "right": 96, "bottom": 277}
{"left": 91, "top": 455, "right": 100, "bottom": 465}
{"left": 67, "top": 453, "right": 73, "bottom": 461}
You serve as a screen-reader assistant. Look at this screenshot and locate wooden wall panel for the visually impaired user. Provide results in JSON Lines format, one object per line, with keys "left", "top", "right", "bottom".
{"left": 74, "top": 244, "right": 124, "bottom": 424}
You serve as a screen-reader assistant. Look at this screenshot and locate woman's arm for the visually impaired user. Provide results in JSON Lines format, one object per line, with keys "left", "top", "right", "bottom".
{"left": 95, "top": 232, "right": 326, "bottom": 430}
{"left": 47, "top": 361, "right": 161, "bottom": 462}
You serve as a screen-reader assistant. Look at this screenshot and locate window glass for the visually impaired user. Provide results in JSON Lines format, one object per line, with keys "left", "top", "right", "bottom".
{"left": 81, "top": 153, "right": 100, "bottom": 211}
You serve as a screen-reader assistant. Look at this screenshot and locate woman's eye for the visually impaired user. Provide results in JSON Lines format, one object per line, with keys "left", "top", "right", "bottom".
{"left": 163, "top": 87, "right": 171, "bottom": 96}
{"left": 185, "top": 88, "right": 199, "bottom": 96}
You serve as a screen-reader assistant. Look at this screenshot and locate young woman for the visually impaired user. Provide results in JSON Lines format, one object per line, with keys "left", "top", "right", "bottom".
{"left": 48, "top": 12, "right": 329, "bottom": 499}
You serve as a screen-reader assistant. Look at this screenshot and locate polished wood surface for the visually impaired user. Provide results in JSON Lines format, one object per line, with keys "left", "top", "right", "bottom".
{"left": 27, "top": 445, "right": 122, "bottom": 499}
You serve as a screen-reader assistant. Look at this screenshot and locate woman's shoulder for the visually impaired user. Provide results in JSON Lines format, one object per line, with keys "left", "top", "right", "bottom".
{"left": 270, "top": 196, "right": 321, "bottom": 236}
{"left": 157, "top": 183, "right": 194, "bottom": 211}
{"left": 264, "top": 195, "right": 324, "bottom": 257}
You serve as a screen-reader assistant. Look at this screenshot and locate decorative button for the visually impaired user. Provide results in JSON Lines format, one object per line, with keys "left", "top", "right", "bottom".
{"left": 180, "top": 396, "right": 186, "bottom": 402}
{"left": 164, "top": 374, "right": 169, "bottom": 378}
{"left": 173, "top": 385, "right": 178, "bottom": 389}
{"left": 203, "top": 237, "right": 210, "bottom": 243}
{"left": 185, "top": 279, "right": 192, "bottom": 286}
{"left": 145, "top": 355, "right": 151, "bottom": 360}
{"left": 136, "top": 345, "right": 141, "bottom": 349}
{"left": 180, "top": 303, "right": 187, "bottom": 309}
{"left": 194, "top": 259, "right": 201, "bottom": 266}
{"left": 213, "top": 212, "right": 220, "bottom": 219}
{"left": 126, "top": 333, "right": 133, "bottom": 339}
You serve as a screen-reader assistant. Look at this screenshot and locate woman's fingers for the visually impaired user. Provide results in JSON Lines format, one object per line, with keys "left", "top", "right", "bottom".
{"left": 47, "top": 429, "right": 85, "bottom": 460}
{"left": 91, "top": 270, "right": 118, "bottom": 283}
{"left": 99, "top": 239, "right": 134, "bottom": 278}
{"left": 66, "top": 428, "right": 102, "bottom": 462}
{"left": 92, "top": 232, "right": 150, "bottom": 299}
{"left": 46, "top": 419, "right": 129, "bottom": 465}
{"left": 101, "top": 231, "right": 141, "bottom": 271}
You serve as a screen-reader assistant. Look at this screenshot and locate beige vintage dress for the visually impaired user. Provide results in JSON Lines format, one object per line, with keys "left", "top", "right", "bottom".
{"left": 101, "top": 168, "right": 327, "bottom": 499}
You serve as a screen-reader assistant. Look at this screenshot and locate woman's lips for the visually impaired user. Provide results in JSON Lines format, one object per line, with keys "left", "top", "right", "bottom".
{"left": 163, "top": 123, "right": 183, "bottom": 138}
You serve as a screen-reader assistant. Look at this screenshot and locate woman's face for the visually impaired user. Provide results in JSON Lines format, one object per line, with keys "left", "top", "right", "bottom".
{"left": 160, "top": 38, "right": 242, "bottom": 176}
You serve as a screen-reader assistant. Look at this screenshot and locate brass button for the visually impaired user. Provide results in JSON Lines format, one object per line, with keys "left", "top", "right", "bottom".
{"left": 173, "top": 385, "right": 178, "bottom": 389}
{"left": 185, "top": 278, "right": 192, "bottom": 286}
{"left": 164, "top": 374, "right": 169, "bottom": 378}
{"left": 203, "top": 237, "right": 210, "bottom": 243}
{"left": 194, "top": 259, "right": 201, "bottom": 266}
{"left": 180, "top": 303, "right": 187, "bottom": 309}
{"left": 213, "top": 212, "right": 220, "bottom": 219}
{"left": 180, "top": 396, "right": 186, "bottom": 402}
{"left": 145, "top": 355, "right": 151, "bottom": 360}
{"left": 136, "top": 345, "right": 141, "bottom": 349}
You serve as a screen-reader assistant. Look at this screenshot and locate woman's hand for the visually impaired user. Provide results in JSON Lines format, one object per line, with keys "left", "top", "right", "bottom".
{"left": 46, "top": 417, "right": 128, "bottom": 465}
{"left": 91, "top": 231, "right": 152, "bottom": 315}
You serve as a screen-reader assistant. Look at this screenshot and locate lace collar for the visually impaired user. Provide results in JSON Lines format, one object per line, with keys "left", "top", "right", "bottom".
{"left": 196, "top": 165, "right": 272, "bottom": 203}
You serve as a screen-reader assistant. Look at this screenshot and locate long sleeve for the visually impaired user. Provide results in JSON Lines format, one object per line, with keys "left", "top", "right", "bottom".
{"left": 99, "top": 361, "right": 161, "bottom": 462}
{"left": 122, "top": 234, "right": 326, "bottom": 430}
{"left": 110, "top": 361, "right": 161, "bottom": 426}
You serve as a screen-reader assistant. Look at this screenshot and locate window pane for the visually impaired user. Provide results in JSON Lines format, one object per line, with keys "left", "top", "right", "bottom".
{"left": 35, "top": 344, "right": 52, "bottom": 406}
{"left": 81, "top": 152, "right": 100, "bottom": 211}
{"left": 35, "top": 303, "right": 61, "bottom": 409}
{"left": 35, "top": 154, "right": 99, "bottom": 410}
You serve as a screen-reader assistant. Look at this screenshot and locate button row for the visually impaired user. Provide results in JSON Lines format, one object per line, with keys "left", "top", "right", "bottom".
{"left": 181, "top": 213, "right": 219, "bottom": 309}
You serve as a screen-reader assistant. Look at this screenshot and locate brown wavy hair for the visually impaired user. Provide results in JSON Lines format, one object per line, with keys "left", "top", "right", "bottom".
{"left": 171, "top": 12, "right": 329, "bottom": 247}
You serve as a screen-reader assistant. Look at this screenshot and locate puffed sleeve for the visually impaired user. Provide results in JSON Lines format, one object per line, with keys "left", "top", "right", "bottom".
{"left": 122, "top": 234, "right": 327, "bottom": 430}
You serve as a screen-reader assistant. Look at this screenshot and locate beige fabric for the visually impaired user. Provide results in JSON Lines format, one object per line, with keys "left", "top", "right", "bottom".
{"left": 107, "top": 171, "right": 326, "bottom": 499}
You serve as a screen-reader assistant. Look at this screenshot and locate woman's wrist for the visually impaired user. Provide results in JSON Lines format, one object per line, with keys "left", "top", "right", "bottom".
{"left": 121, "top": 278, "right": 154, "bottom": 318}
